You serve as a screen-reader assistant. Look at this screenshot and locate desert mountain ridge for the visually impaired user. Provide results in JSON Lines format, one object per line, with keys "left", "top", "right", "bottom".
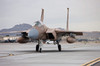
{"left": 0, "top": 23, "right": 32, "bottom": 32}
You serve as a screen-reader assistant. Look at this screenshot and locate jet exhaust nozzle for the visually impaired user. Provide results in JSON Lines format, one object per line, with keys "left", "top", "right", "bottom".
{"left": 17, "top": 37, "right": 29, "bottom": 43}
{"left": 66, "top": 37, "right": 76, "bottom": 43}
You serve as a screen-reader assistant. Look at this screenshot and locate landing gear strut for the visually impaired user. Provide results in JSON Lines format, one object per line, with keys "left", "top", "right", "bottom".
{"left": 58, "top": 45, "right": 61, "bottom": 51}
{"left": 36, "top": 45, "right": 39, "bottom": 52}
{"left": 56, "top": 40, "right": 61, "bottom": 51}
{"left": 36, "top": 40, "right": 43, "bottom": 53}
{"left": 39, "top": 48, "right": 42, "bottom": 53}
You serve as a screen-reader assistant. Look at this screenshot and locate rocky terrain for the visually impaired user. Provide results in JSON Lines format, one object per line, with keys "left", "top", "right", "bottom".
{"left": 0, "top": 23, "right": 32, "bottom": 36}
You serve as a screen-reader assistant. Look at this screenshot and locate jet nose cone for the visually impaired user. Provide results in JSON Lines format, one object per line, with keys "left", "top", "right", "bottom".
{"left": 28, "top": 28, "right": 39, "bottom": 39}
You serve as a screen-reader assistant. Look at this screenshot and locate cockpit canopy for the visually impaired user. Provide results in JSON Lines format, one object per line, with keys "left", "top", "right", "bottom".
{"left": 33, "top": 21, "right": 43, "bottom": 27}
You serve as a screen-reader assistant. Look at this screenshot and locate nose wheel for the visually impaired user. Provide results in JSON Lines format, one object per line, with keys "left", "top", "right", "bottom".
{"left": 39, "top": 48, "right": 42, "bottom": 53}
{"left": 36, "top": 40, "right": 43, "bottom": 53}
{"left": 36, "top": 45, "right": 42, "bottom": 52}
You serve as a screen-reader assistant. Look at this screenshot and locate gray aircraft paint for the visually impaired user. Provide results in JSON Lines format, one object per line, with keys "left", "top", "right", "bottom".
{"left": 28, "top": 28, "right": 39, "bottom": 39}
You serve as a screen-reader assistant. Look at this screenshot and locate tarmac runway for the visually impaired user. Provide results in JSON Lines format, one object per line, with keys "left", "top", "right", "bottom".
{"left": 0, "top": 42, "right": 100, "bottom": 66}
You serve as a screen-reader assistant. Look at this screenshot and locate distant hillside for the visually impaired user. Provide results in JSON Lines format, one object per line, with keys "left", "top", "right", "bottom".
{"left": 0, "top": 23, "right": 32, "bottom": 32}
{"left": 76, "top": 32, "right": 100, "bottom": 39}
{"left": 83, "top": 32, "right": 100, "bottom": 38}
{"left": 0, "top": 23, "right": 32, "bottom": 36}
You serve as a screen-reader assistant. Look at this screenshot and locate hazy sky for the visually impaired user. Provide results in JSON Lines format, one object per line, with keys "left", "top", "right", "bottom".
{"left": 0, "top": 0, "right": 100, "bottom": 31}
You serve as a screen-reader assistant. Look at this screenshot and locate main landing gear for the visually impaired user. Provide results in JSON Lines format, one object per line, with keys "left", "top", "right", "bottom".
{"left": 56, "top": 40, "right": 61, "bottom": 51}
{"left": 36, "top": 44, "right": 39, "bottom": 51}
{"left": 36, "top": 40, "right": 62, "bottom": 52}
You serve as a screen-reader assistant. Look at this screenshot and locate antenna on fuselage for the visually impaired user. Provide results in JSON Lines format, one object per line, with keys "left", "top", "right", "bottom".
{"left": 40, "top": 9, "right": 44, "bottom": 22}
{"left": 67, "top": 8, "right": 69, "bottom": 31}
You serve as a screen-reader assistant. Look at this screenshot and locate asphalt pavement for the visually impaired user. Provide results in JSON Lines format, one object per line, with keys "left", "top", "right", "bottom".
{"left": 0, "top": 42, "right": 100, "bottom": 66}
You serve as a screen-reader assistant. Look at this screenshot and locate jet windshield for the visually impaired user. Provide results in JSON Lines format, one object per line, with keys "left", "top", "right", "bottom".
{"left": 33, "top": 21, "right": 43, "bottom": 27}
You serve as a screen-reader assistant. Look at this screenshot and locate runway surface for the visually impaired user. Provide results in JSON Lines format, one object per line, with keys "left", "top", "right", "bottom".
{"left": 0, "top": 42, "right": 100, "bottom": 66}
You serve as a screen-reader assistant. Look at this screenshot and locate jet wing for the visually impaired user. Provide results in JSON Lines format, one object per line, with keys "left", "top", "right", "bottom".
{"left": 0, "top": 30, "right": 28, "bottom": 34}
{"left": 55, "top": 29, "right": 83, "bottom": 37}
{"left": 0, "top": 30, "right": 28, "bottom": 37}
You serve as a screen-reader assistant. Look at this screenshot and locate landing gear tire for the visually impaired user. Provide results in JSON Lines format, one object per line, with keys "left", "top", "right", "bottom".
{"left": 58, "top": 45, "right": 61, "bottom": 51}
{"left": 39, "top": 48, "right": 42, "bottom": 53}
{"left": 36, "top": 45, "right": 39, "bottom": 52}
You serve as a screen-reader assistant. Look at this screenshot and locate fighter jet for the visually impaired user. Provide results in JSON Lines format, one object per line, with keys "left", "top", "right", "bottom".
{"left": 17, "top": 8, "right": 83, "bottom": 52}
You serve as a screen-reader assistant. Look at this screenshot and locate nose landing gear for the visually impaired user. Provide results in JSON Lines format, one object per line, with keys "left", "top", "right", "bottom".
{"left": 36, "top": 40, "right": 43, "bottom": 53}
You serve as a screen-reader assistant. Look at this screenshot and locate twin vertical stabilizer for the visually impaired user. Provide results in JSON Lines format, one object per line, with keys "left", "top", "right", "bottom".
{"left": 40, "top": 8, "right": 69, "bottom": 31}
{"left": 67, "top": 8, "right": 69, "bottom": 31}
{"left": 40, "top": 9, "right": 44, "bottom": 22}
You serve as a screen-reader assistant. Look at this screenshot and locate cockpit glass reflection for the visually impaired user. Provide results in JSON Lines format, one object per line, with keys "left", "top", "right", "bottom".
{"left": 33, "top": 21, "right": 43, "bottom": 27}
